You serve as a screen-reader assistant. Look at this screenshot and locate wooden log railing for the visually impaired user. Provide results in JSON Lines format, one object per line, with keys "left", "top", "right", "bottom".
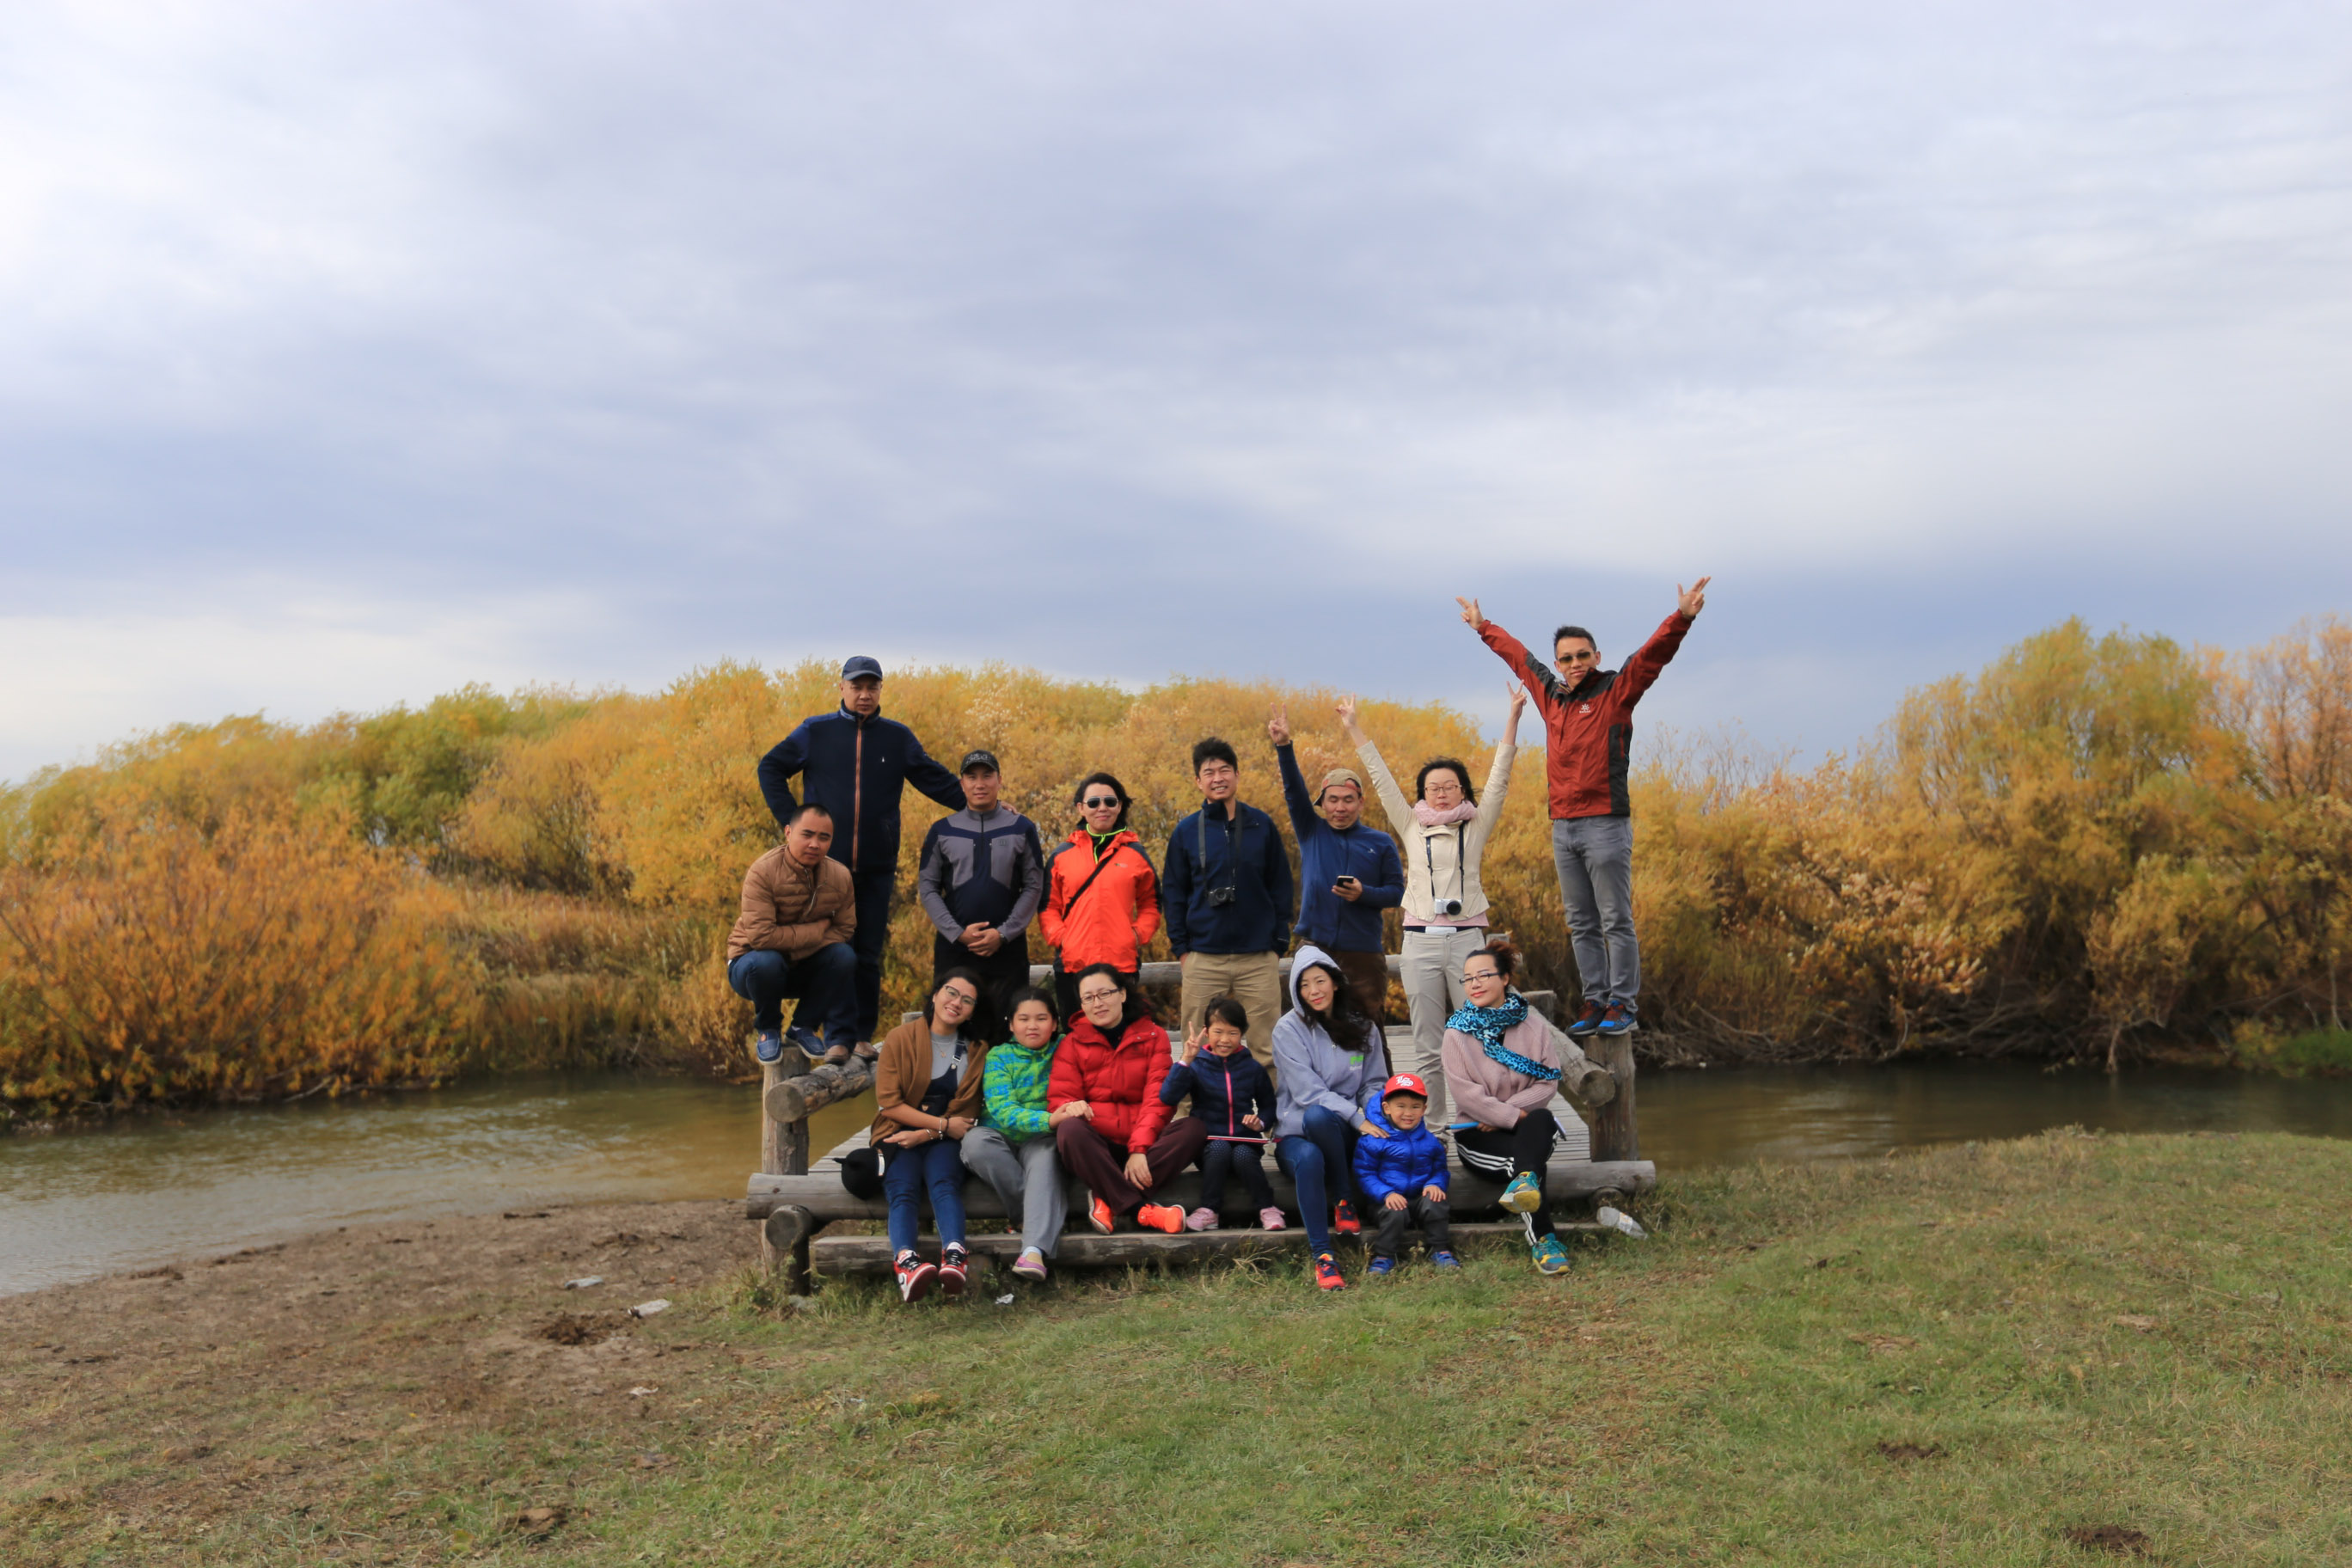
{"left": 756, "top": 1044, "right": 873, "bottom": 1295}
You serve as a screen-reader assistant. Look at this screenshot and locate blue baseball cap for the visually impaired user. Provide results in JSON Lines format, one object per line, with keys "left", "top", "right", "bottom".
{"left": 841, "top": 655, "right": 883, "bottom": 681}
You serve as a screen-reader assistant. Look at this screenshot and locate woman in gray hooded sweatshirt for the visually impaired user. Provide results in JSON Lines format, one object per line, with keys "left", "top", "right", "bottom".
{"left": 1271, "top": 944, "right": 1390, "bottom": 1292}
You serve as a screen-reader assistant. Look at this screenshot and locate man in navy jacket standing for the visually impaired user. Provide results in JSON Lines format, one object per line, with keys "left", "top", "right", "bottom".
{"left": 758, "top": 657, "right": 967, "bottom": 1059}
{"left": 1266, "top": 704, "right": 1404, "bottom": 1024}
{"left": 1162, "top": 737, "right": 1295, "bottom": 1069}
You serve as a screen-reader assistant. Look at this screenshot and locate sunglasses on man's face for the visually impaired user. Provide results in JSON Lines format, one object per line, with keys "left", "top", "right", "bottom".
{"left": 1082, "top": 797, "right": 1119, "bottom": 809}
{"left": 1557, "top": 649, "right": 1597, "bottom": 663}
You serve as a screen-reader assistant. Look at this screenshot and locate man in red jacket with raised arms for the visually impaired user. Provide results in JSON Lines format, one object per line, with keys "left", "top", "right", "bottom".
{"left": 1460, "top": 577, "right": 1712, "bottom": 1039}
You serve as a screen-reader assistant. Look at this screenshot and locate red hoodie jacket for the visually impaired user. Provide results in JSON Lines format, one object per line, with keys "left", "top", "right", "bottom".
{"left": 1048, "top": 1014, "right": 1176, "bottom": 1154}
{"left": 1480, "top": 612, "right": 1691, "bottom": 820}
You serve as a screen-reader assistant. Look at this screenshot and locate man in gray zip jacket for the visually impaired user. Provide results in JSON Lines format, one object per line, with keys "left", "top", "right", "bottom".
{"left": 916, "top": 750, "right": 1046, "bottom": 1029}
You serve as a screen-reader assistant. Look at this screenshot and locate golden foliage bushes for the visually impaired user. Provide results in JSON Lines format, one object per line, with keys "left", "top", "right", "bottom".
{"left": 5, "top": 616, "right": 2351, "bottom": 1115}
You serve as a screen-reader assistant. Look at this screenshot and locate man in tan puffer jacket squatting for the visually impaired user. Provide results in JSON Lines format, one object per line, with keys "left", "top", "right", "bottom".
{"left": 726, "top": 803, "right": 860, "bottom": 1065}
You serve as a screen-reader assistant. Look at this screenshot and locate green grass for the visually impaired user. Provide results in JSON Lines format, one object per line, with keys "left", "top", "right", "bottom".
{"left": 12, "top": 1130, "right": 2352, "bottom": 1565}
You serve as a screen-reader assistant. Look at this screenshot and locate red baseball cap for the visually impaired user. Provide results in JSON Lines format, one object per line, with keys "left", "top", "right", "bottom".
{"left": 1381, "top": 1073, "right": 1430, "bottom": 1099}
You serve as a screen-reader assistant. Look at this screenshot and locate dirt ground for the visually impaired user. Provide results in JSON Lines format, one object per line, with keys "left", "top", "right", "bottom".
{"left": 0, "top": 1200, "right": 765, "bottom": 1562}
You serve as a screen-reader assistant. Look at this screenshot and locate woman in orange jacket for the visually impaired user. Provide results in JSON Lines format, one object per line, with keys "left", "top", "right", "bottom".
{"left": 1038, "top": 773, "right": 1162, "bottom": 1020}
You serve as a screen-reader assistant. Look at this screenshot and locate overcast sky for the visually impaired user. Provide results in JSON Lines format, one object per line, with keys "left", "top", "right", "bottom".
{"left": 5, "top": 2, "right": 2350, "bottom": 781}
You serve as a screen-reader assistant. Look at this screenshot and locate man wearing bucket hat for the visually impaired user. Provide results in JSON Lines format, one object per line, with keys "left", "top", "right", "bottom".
{"left": 758, "top": 657, "right": 968, "bottom": 1060}
{"left": 1268, "top": 703, "right": 1404, "bottom": 1023}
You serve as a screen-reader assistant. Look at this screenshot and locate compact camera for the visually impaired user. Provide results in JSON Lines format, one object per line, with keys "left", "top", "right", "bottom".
{"left": 1436, "top": 898, "right": 1463, "bottom": 916}
{"left": 1209, "top": 886, "right": 1238, "bottom": 907}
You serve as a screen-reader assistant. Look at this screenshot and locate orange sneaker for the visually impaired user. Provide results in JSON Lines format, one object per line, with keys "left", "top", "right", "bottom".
{"left": 1332, "top": 1198, "right": 1362, "bottom": 1235}
{"left": 1313, "top": 1252, "right": 1346, "bottom": 1291}
{"left": 1136, "top": 1203, "right": 1185, "bottom": 1234}
{"left": 1087, "top": 1194, "right": 1115, "bottom": 1234}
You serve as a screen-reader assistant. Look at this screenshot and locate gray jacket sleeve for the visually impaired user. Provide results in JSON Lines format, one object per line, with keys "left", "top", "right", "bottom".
{"left": 999, "top": 818, "right": 1047, "bottom": 939}
{"left": 915, "top": 822, "right": 963, "bottom": 939}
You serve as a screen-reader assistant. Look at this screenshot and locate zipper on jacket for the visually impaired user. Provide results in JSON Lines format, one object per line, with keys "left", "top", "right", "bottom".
{"left": 851, "top": 718, "right": 863, "bottom": 864}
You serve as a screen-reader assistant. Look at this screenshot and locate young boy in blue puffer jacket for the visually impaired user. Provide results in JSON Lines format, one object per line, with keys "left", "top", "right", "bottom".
{"left": 1161, "top": 995, "right": 1284, "bottom": 1231}
{"left": 1353, "top": 1072, "right": 1455, "bottom": 1274}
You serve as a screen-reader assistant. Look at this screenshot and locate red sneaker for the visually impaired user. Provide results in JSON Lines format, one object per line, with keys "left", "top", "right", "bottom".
{"left": 894, "top": 1252, "right": 936, "bottom": 1304}
{"left": 938, "top": 1245, "right": 969, "bottom": 1299}
{"left": 1332, "top": 1198, "right": 1362, "bottom": 1236}
{"left": 1313, "top": 1252, "right": 1346, "bottom": 1291}
{"left": 1136, "top": 1204, "right": 1185, "bottom": 1234}
{"left": 1087, "top": 1194, "right": 1115, "bottom": 1234}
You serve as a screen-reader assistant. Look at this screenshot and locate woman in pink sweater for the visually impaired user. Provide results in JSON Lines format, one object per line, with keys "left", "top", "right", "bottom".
{"left": 1440, "top": 940, "right": 1616, "bottom": 1277}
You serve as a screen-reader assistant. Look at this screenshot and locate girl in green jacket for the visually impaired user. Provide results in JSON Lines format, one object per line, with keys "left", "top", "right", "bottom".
{"left": 959, "top": 987, "right": 1075, "bottom": 1282}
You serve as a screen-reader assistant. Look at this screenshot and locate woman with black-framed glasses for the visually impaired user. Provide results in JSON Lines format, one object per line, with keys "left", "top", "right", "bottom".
{"left": 870, "top": 970, "right": 994, "bottom": 1303}
{"left": 1037, "top": 772, "right": 1162, "bottom": 1021}
{"left": 1441, "top": 940, "right": 1617, "bottom": 1277}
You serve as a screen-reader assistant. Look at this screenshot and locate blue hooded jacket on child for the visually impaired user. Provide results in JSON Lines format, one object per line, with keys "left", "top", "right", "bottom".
{"left": 1352, "top": 1094, "right": 1450, "bottom": 1203}
{"left": 1161, "top": 1049, "right": 1278, "bottom": 1142}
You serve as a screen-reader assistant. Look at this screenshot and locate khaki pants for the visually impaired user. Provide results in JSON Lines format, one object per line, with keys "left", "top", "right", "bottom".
{"left": 1399, "top": 928, "right": 1490, "bottom": 1125}
{"left": 1178, "top": 951, "right": 1284, "bottom": 1071}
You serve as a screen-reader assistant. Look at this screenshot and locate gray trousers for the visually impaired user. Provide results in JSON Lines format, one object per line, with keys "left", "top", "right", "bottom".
{"left": 1551, "top": 816, "right": 1638, "bottom": 1014}
{"left": 959, "top": 1126, "right": 1066, "bottom": 1259}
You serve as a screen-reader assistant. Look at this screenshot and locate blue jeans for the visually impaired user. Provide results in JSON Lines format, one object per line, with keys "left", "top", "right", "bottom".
{"left": 726, "top": 944, "right": 860, "bottom": 1044}
{"left": 1275, "top": 1106, "right": 1361, "bottom": 1254}
{"left": 1551, "top": 816, "right": 1638, "bottom": 1014}
{"left": 882, "top": 1136, "right": 967, "bottom": 1256}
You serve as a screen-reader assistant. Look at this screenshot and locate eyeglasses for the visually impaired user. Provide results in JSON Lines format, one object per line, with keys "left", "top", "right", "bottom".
{"left": 1462, "top": 968, "right": 1501, "bottom": 983}
{"left": 1081, "top": 797, "right": 1119, "bottom": 809}
{"left": 1077, "top": 989, "right": 1121, "bottom": 1005}
{"left": 940, "top": 989, "right": 978, "bottom": 1008}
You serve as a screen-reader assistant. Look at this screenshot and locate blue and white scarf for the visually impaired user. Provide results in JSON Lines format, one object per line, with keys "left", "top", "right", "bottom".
{"left": 1445, "top": 989, "right": 1559, "bottom": 1082}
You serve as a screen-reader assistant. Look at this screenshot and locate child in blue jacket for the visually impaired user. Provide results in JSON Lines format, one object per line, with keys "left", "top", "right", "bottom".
{"left": 1354, "top": 1072, "right": 1455, "bottom": 1274}
{"left": 1161, "top": 995, "right": 1283, "bottom": 1231}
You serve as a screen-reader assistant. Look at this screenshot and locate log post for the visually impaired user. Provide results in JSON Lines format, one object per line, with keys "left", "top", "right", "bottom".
{"left": 754, "top": 1046, "right": 872, "bottom": 1289}
{"left": 1589, "top": 1032, "right": 1638, "bottom": 1163}
{"left": 763, "top": 1205, "right": 817, "bottom": 1296}
{"left": 756, "top": 1042, "right": 809, "bottom": 1269}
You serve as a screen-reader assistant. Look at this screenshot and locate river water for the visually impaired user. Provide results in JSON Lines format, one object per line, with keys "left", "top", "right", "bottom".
{"left": 6, "top": 1063, "right": 2349, "bottom": 1296}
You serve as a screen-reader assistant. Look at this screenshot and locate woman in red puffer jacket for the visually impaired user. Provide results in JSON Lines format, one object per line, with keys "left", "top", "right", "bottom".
{"left": 1049, "top": 964, "right": 1208, "bottom": 1235}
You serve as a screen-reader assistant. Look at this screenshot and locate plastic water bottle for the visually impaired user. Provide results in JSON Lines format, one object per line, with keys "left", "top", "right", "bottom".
{"left": 1596, "top": 1204, "right": 1646, "bottom": 1239}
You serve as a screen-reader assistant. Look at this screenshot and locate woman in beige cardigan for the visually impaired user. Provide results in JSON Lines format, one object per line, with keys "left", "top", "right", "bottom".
{"left": 1338, "top": 683, "right": 1524, "bottom": 1126}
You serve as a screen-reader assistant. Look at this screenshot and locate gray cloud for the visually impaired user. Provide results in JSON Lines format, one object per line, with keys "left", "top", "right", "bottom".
{"left": 3, "top": 1, "right": 2349, "bottom": 776}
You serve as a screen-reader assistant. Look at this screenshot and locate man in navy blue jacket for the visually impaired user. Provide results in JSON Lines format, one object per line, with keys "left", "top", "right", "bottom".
{"left": 1162, "top": 737, "right": 1294, "bottom": 1069}
{"left": 757, "top": 657, "right": 966, "bottom": 1057}
{"left": 1267, "top": 703, "right": 1403, "bottom": 1024}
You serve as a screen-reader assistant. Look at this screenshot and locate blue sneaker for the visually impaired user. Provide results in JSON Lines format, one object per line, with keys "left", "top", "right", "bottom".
{"left": 1429, "top": 1250, "right": 1461, "bottom": 1270}
{"left": 1368, "top": 1255, "right": 1396, "bottom": 1277}
{"left": 1499, "top": 1172, "right": 1544, "bottom": 1214}
{"left": 1594, "top": 1005, "right": 1635, "bottom": 1037}
{"left": 1531, "top": 1234, "right": 1571, "bottom": 1276}
{"left": 1566, "top": 1001, "right": 1605, "bottom": 1037}
{"left": 783, "top": 1026, "right": 824, "bottom": 1058}
{"left": 754, "top": 1030, "right": 782, "bottom": 1063}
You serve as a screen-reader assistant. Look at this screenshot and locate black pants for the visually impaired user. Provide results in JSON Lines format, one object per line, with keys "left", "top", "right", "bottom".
{"left": 1371, "top": 1192, "right": 1453, "bottom": 1259}
{"left": 1196, "top": 1134, "right": 1275, "bottom": 1214}
{"left": 933, "top": 935, "right": 1033, "bottom": 1042}
{"left": 848, "top": 867, "right": 897, "bottom": 1043}
{"left": 1455, "top": 1107, "right": 1560, "bottom": 1241}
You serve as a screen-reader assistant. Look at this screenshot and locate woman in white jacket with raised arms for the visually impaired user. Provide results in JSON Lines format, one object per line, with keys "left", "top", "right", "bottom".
{"left": 1337, "top": 683, "right": 1523, "bottom": 1127}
